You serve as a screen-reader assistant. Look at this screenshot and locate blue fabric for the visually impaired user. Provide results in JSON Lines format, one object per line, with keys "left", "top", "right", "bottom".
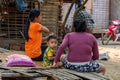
{"left": 80, "top": 0, "right": 83, "bottom": 2}
{"left": 75, "top": 0, "right": 84, "bottom": 9}
{"left": 15, "top": 0, "right": 28, "bottom": 13}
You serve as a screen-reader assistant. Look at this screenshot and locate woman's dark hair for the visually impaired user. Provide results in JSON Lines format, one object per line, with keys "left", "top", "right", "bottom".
{"left": 73, "top": 20, "right": 87, "bottom": 32}
{"left": 24, "top": 9, "right": 40, "bottom": 41}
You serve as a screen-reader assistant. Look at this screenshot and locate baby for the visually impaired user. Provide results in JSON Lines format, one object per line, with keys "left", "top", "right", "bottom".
{"left": 42, "top": 35, "right": 58, "bottom": 67}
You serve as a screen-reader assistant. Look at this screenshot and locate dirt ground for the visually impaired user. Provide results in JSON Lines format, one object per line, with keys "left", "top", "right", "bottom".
{"left": 98, "top": 40, "right": 120, "bottom": 80}
{"left": 1, "top": 40, "right": 120, "bottom": 80}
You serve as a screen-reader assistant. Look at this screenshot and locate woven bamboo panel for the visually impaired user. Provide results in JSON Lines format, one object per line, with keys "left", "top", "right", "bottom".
{"left": 92, "top": 0, "right": 110, "bottom": 28}
{"left": 0, "top": 0, "right": 62, "bottom": 49}
{"left": 110, "top": 0, "right": 120, "bottom": 20}
{"left": 41, "top": 0, "right": 60, "bottom": 36}
{"left": 0, "top": 0, "right": 61, "bottom": 39}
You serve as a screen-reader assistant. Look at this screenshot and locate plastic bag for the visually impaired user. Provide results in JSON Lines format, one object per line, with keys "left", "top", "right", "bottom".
{"left": 6, "top": 54, "right": 36, "bottom": 67}
{"left": 15, "top": 0, "right": 28, "bottom": 13}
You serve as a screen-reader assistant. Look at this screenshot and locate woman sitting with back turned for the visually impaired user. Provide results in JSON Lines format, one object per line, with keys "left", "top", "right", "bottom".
{"left": 52, "top": 20, "right": 106, "bottom": 75}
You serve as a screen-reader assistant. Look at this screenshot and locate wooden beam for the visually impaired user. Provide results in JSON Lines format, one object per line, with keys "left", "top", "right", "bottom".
{"left": 0, "top": 67, "right": 34, "bottom": 77}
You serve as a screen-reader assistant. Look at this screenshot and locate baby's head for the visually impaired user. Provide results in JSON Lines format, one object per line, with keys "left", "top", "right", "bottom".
{"left": 47, "top": 35, "right": 58, "bottom": 49}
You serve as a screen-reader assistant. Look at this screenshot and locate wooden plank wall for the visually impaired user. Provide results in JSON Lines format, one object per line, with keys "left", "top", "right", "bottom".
{"left": 41, "top": 0, "right": 61, "bottom": 38}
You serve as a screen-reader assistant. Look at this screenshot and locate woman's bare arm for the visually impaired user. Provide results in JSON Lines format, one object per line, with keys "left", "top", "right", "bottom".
{"left": 41, "top": 25, "right": 50, "bottom": 33}
{"left": 41, "top": 25, "right": 54, "bottom": 41}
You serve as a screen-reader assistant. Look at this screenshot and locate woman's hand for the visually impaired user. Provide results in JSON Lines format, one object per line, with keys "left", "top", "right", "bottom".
{"left": 42, "top": 32, "right": 54, "bottom": 41}
{"left": 49, "top": 32, "right": 54, "bottom": 36}
{"left": 51, "top": 62, "right": 63, "bottom": 68}
{"left": 51, "top": 62, "right": 58, "bottom": 68}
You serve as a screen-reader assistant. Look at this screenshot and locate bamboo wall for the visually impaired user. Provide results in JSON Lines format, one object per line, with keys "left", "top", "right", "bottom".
{"left": 92, "top": 0, "right": 110, "bottom": 29}
{"left": 110, "top": 0, "right": 120, "bottom": 21}
{"left": 41, "top": 0, "right": 61, "bottom": 37}
{"left": 85, "top": 0, "right": 92, "bottom": 14}
{"left": 1, "top": 0, "right": 118, "bottom": 50}
{"left": 62, "top": 0, "right": 110, "bottom": 29}
{"left": 0, "top": 0, "right": 61, "bottom": 50}
{"left": 61, "top": 0, "right": 93, "bottom": 32}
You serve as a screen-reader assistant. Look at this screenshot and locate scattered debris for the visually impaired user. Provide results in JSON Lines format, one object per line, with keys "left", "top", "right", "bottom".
{"left": 99, "top": 53, "right": 110, "bottom": 61}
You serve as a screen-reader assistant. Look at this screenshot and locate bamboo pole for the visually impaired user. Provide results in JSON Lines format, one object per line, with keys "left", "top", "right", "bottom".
{"left": 62, "top": 0, "right": 76, "bottom": 36}
{"left": 62, "top": 0, "right": 88, "bottom": 37}
{"left": 72, "top": 0, "right": 88, "bottom": 31}
{"left": 0, "top": 70, "right": 1, "bottom": 80}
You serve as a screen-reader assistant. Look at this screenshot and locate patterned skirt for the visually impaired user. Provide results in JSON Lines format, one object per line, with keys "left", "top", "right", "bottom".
{"left": 62, "top": 56, "right": 100, "bottom": 72}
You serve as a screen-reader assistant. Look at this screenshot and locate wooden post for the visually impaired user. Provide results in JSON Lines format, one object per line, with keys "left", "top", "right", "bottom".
{"left": 0, "top": 70, "right": 1, "bottom": 80}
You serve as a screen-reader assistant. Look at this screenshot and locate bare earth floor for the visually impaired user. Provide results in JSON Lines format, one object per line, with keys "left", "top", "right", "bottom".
{"left": 98, "top": 40, "right": 120, "bottom": 80}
